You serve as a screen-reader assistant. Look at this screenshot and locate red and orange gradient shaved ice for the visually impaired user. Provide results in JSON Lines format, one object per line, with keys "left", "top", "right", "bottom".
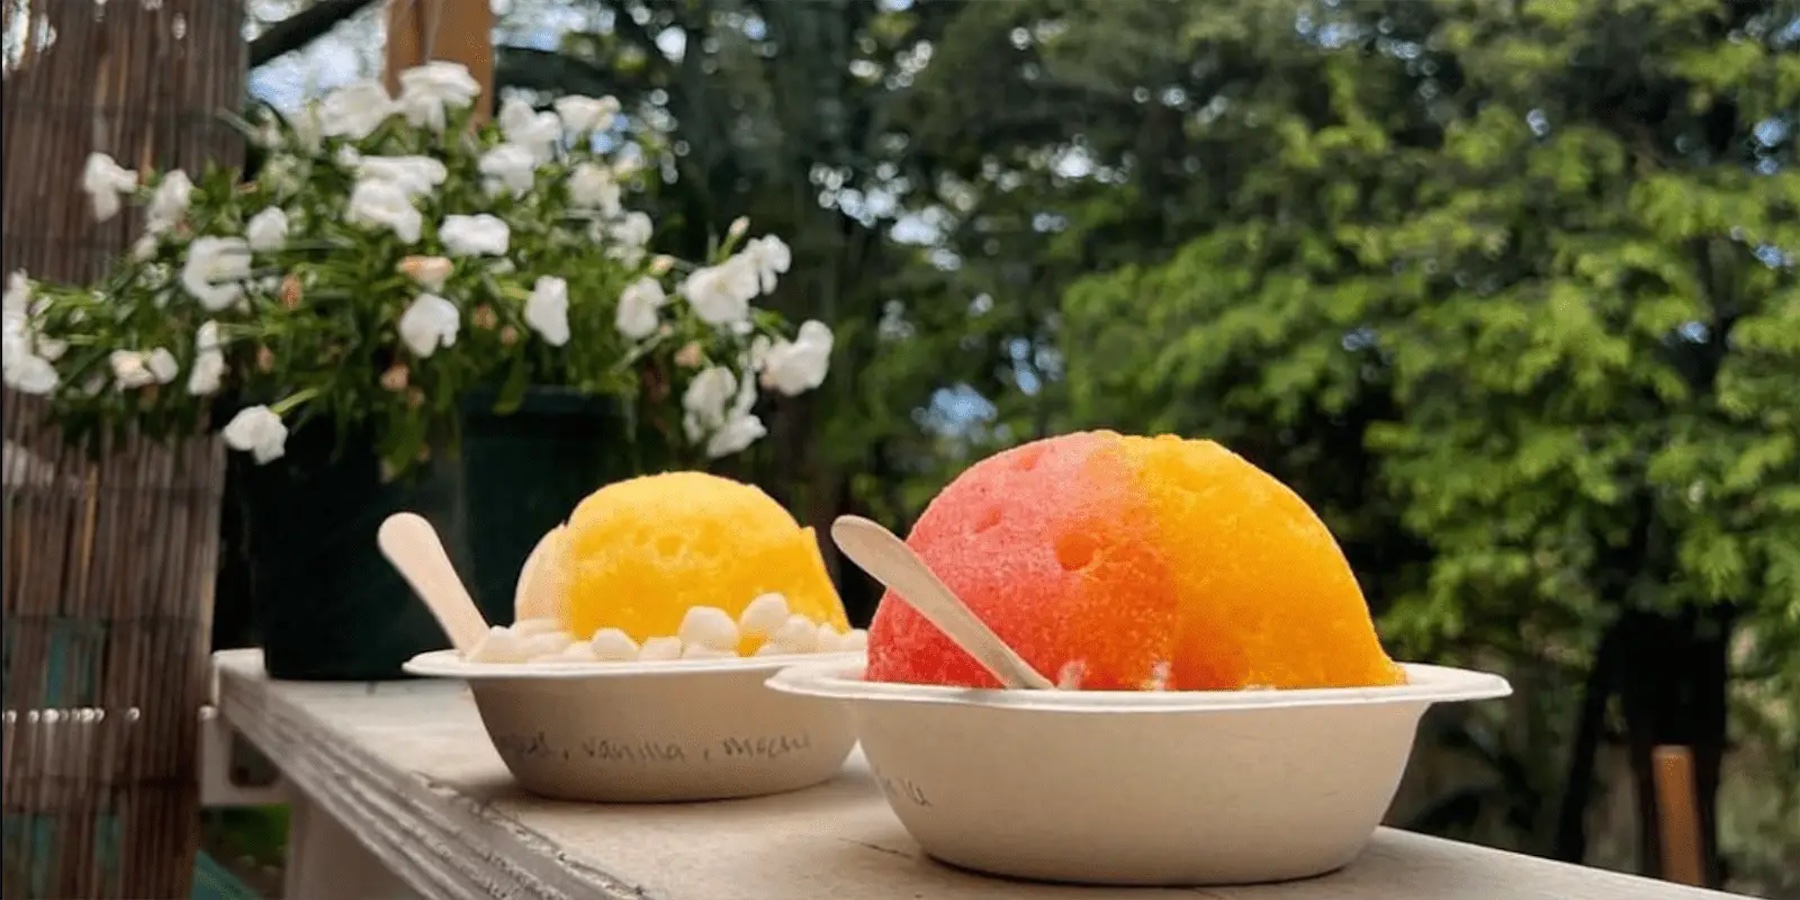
{"left": 865, "top": 432, "right": 1405, "bottom": 691}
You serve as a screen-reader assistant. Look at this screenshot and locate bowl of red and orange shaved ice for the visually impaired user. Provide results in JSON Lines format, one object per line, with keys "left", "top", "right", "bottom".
{"left": 405, "top": 471, "right": 863, "bottom": 803}
{"left": 767, "top": 431, "right": 1510, "bottom": 886}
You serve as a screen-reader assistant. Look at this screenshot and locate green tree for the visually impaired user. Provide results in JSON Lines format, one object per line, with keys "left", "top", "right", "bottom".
{"left": 490, "top": 1, "right": 953, "bottom": 617}
{"left": 496, "top": 0, "right": 1152, "bottom": 616}
{"left": 1062, "top": 0, "right": 1800, "bottom": 886}
{"left": 249, "top": 0, "right": 1800, "bottom": 883}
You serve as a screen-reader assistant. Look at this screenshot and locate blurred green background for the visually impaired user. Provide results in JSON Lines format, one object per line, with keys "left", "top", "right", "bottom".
{"left": 201, "top": 0, "right": 1800, "bottom": 895}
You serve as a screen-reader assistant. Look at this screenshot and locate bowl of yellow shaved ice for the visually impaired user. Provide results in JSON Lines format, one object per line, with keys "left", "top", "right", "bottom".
{"left": 405, "top": 472, "right": 862, "bottom": 803}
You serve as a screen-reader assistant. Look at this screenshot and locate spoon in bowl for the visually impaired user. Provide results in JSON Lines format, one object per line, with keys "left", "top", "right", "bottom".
{"left": 378, "top": 512, "right": 490, "bottom": 654}
{"left": 830, "top": 515, "right": 1055, "bottom": 690}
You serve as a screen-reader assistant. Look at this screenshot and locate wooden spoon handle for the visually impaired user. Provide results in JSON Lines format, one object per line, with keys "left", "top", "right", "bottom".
{"left": 831, "top": 515, "right": 1054, "bottom": 690}
{"left": 377, "top": 512, "right": 489, "bottom": 653}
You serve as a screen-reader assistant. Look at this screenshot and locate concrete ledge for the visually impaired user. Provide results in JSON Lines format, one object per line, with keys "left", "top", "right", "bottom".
{"left": 212, "top": 648, "right": 1745, "bottom": 900}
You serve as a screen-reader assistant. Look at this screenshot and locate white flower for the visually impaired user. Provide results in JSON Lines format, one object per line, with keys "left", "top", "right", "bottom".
{"left": 222, "top": 406, "right": 289, "bottom": 464}
{"left": 186, "top": 321, "right": 225, "bottom": 396}
{"left": 3, "top": 322, "right": 27, "bottom": 369}
{"left": 682, "top": 366, "right": 738, "bottom": 440}
{"left": 144, "top": 171, "right": 194, "bottom": 235}
{"left": 187, "top": 350, "right": 225, "bottom": 396}
{"left": 397, "top": 255, "right": 453, "bottom": 291}
{"left": 2, "top": 288, "right": 57, "bottom": 395}
{"left": 615, "top": 277, "right": 665, "bottom": 340}
{"left": 35, "top": 335, "right": 66, "bottom": 361}
{"left": 498, "top": 97, "right": 534, "bottom": 133}
{"left": 566, "top": 163, "right": 622, "bottom": 214}
{"left": 478, "top": 144, "right": 537, "bottom": 197}
{"left": 356, "top": 156, "right": 448, "bottom": 198}
{"left": 686, "top": 368, "right": 765, "bottom": 458}
{"left": 613, "top": 154, "right": 645, "bottom": 178}
{"left": 109, "top": 350, "right": 157, "bottom": 389}
{"left": 498, "top": 98, "right": 562, "bottom": 161}
{"left": 744, "top": 235, "right": 792, "bottom": 293}
{"left": 396, "top": 61, "right": 482, "bottom": 131}
{"left": 346, "top": 179, "right": 422, "bottom": 244}
{"left": 81, "top": 153, "right": 137, "bottom": 222}
{"left": 4, "top": 271, "right": 29, "bottom": 317}
{"left": 3, "top": 352, "right": 57, "bottom": 395}
{"left": 145, "top": 348, "right": 179, "bottom": 384}
{"left": 397, "top": 293, "right": 460, "bottom": 357}
{"left": 9, "top": 275, "right": 60, "bottom": 358}
{"left": 747, "top": 334, "right": 773, "bottom": 371}
{"left": 707, "top": 412, "right": 767, "bottom": 459}
{"left": 681, "top": 256, "right": 759, "bottom": 326}
{"left": 524, "top": 276, "right": 571, "bottom": 346}
{"left": 760, "top": 320, "right": 834, "bottom": 396}
{"left": 439, "top": 214, "right": 509, "bottom": 256}
{"left": 288, "top": 105, "right": 324, "bottom": 153}
{"left": 728, "top": 216, "right": 750, "bottom": 240}
{"left": 334, "top": 145, "right": 362, "bottom": 169}
{"left": 553, "top": 95, "right": 620, "bottom": 134}
{"left": 613, "top": 211, "right": 653, "bottom": 247}
{"left": 317, "top": 80, "right": 396, "bottom": 140}
{"left": 245, "top": 207, "right": 289, "bottom": 252}
{"left": 180, "top": 236, "right": 252, "bottom": 311}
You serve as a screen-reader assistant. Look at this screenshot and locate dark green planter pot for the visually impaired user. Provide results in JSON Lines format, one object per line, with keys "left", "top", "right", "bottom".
{"left": 458, "top": 388, "right": 643, "bottom": 622}
{"left": 233, "top": 419, "right": 477, "bottom": 682}
{"left": 231, "top": 388, "right": 641, "bottom": 682}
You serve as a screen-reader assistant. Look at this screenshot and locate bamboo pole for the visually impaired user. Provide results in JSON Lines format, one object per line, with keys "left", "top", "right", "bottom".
{"left": 382, "top": 0, "right": 495, "bottom": 123}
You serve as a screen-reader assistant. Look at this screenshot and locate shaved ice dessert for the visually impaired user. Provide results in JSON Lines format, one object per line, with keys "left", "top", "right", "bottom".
{"left": 465, "top": 471, "right": 865, "bottom": 664}
{"left": 865, "top": 431, "right": 1404, "bottom": 691}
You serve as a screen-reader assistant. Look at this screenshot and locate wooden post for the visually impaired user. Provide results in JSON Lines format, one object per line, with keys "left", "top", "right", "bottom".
{"left": 383, "top": 0, "right": 495, "bottom": 123}
{"left": 1652, "top": 745, "right": 1706, "bottom": 886}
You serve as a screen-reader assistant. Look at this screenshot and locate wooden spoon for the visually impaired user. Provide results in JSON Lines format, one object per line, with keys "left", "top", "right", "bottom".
{"left": 377, "top": 512, "right": 489, "bottom": 654}
{"left": 830, "top": 515, "right": 1055, "bottom": 690}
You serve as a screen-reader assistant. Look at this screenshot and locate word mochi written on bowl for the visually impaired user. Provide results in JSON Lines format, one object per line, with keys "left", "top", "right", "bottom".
{"left": 866, "top": 430, "right": 1407, "bottom": 692}
{"left": 465, "top": 591, "right": 867, "bottom": 664}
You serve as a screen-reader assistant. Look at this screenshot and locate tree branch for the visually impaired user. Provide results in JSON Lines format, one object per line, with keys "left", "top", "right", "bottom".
{"left": 1551, "top": 621, "right": 1621, "bottom": 863}
{"left": 495, "top": 46, "right": 642, "bottom": 100}
{"left": 603, "top": 1, "right": 678, "bottom": 72}
{"left": 249, "top": 0, "right": 383, "bottom": 69}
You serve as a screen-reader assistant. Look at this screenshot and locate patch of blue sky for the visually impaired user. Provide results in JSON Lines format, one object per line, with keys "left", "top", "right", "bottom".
{"left": 919, "top": 384, "right": 997, "bottom": 437}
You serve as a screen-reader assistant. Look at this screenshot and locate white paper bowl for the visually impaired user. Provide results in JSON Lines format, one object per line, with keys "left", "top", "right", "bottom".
{"left": 767, "top": 661, "right": 1510, "bottom": 886}
{"left": 405, "top": 650, "right": 861, "bottom": 802}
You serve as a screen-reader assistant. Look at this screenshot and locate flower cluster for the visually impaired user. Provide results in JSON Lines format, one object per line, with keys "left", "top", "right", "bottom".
{"left": 3, "top": 62, "right": 832, "bottom": 475}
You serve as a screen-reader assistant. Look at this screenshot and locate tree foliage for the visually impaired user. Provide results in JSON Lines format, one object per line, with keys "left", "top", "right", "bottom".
{"left": 1056, "top": 0, "right": 1799, "bottom": 883}
{"left": 319, "top": 0, "right": 1800, "bottom": 886}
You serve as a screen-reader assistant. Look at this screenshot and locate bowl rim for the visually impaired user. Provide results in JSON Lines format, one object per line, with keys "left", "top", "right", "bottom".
{"left": 765, "top": 661, "right": 1511, "bottom": 712}
{"left": 403, "top": 648, "right": 867, "bottom": 681}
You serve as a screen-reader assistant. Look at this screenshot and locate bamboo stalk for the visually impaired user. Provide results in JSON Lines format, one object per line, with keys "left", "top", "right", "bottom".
{"left": 3, "top": 1, "right": 241, "bottom": 894}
